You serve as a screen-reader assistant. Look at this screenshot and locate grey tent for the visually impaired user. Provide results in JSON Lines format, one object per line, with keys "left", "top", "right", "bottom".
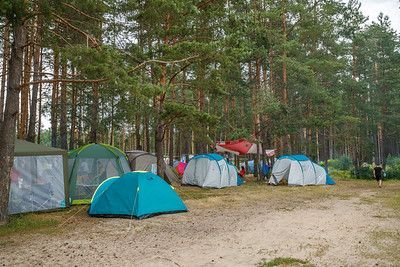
{"left": 8, "top": 140, "right": 68, "bottom": 214}
{"left": 126, "top": 150, "right": 180, "bottom": 184}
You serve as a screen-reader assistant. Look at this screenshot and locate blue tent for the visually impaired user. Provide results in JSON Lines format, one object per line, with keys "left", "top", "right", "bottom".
{"left": 242, "top": 160, "right": 270, "bottom": 175}
{"left": 88, "top": 172, "right": 187, "bottom": 219}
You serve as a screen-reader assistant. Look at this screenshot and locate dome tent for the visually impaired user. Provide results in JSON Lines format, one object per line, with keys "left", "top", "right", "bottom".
{"left": 269, "top": 154, "right": 335, "bottom": 186}
{"left": 88, "top": 172, "right": 187, "bottom": 219}
{"left": 182, "top": 153, "right": 241, "bottom": 188}
{"left": 126, "top": 150, "right": 180, "bottom": 184}
{"left": 68, "top": 143, "right": 131, "bottom": 204}
{"left": 8, "top": 139, "right": 68, "bottom": 214}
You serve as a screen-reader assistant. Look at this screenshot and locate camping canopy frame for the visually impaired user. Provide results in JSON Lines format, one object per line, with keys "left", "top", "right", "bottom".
{"left": 9, "top": 140, "right": 68, "bottom": 214}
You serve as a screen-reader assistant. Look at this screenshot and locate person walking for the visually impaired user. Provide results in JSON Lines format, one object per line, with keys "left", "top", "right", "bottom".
{"left": 373, "top": 163, "right": 384, "bottom": 188}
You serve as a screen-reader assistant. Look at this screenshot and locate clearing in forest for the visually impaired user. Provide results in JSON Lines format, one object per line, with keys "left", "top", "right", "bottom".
{"left": 0, "top": 178, "right": 399, "bottom": 266}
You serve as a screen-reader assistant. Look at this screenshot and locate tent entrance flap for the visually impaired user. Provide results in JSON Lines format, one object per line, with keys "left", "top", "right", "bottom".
{"left": 68, "top": 144, "right": 131, "bottom": 203}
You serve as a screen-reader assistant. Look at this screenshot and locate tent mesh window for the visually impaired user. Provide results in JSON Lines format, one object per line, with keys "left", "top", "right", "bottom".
{"left": 69, "top": 144, "right": 131, "bottom": 203}
{"left": 9, "top": 155, "right": 66, "bottom": 214}
{"left": 73, "top": 158, "right": 121, "bottom": 200}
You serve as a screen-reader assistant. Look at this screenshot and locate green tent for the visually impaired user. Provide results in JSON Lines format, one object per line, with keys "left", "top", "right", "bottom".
{"left": 68, "top": 143, "right": 131, "bottom": 204}
{"left": 9, "top": 139, "right": 68, "bottom": 214}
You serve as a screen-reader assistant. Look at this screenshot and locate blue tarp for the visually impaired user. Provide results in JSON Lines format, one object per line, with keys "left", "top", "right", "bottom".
{"left": 326, "top": 175, "right": 336, "bottom": 185}
{"left": 278, "top": 154, "right": 310, "bottom": 161}
{"left": 237, "top": 176, "right": 244, "bottom": 185}
{"left": 243, "top": 160, "right": 270, "bottom": 175}
{"left": 89, "top": 172, "right": 187, "bottom": 219}
{"left": 191, "top": 153, "right": 224, "bottom": 161}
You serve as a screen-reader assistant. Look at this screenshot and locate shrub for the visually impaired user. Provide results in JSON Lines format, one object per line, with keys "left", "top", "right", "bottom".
{"left": 328, "top": 155, "right": 353, "bottom": 171}
{"left": 385, "top": 155, "right": 400, "bottom": 179}
{"left": 330, "top": 169, "right": 352, "bottom": 179}
{"left": 350, "top": 164, "right": 373, "bottom": 179}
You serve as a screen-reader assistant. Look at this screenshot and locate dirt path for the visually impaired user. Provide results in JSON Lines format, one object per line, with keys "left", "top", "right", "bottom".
{"left": 1, "top": 183, "right": 399, "bottom": 266}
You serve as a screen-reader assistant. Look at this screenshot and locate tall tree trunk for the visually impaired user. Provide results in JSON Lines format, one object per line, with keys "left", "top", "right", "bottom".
{"left": 253, "top": 58, "right": 261, "bottom": 179}
{"left": 51, "top": 51, "right": 59, "bottom": 147}
{"left": 281, "top": 0, "right": 291, "bottom": 154}
{"left": 155, "top": 14, "right": 171, "bottom": 180}
{"left": 110, "top": 97, "right": 115, "bottom": 146}
{"left": 59, "top": 60, "right": 68, "bottom": 149}
{"left": 77, "top": 88, "right": 83, "bottom": 146}
{"left": 69, "top": 67, "right": 77, "bottom": 149}
{"left": 169, "top": 125, "right": 174, "bottom": 166}
{"left": 89, "top": 82, "right": 99, "bottom": 143}
{"left": 144, "top": 114, "right": 150, "bottom": 151}
{"left": 19, "top": 36, "right": 32, "bottom": 139}
{"left": 0, "top": 24, "right": 10, "bottom": 122}
{"left": 37, "top": 77, "right": 42, "bottom": 144}
{"left": 0, "top": 21, "right": 26, "bottom": 224}
{"left": 135, "top": 113, "right": 141, "bottom": 150}
{"left": 120, "top": 124, "right": 126, "bottom": 151}
{"left": 26, "top": 10, "right": 42, "bottom": 143}
{"left": 26, "top": 41, "right": 42, "bottom": 142}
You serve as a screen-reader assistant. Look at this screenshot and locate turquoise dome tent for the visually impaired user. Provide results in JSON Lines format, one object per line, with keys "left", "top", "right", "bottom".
{"left": 88, "top": 172, "right": 188, "bottom": 219}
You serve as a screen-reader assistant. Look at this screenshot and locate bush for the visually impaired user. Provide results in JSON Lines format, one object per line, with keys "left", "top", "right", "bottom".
{"left": 385, "top": 155, "right": 400, "bottom": 179}
{"left": 350, "top": 163, "right": 373, "bottom": 179}
{"left": 330, "top": 169, "right": 352, "bottom": 179}
{"left": 328, "top": 155, "right": 353, "bottom": 171}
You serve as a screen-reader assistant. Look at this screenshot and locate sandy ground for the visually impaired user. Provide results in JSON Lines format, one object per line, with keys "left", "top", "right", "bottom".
{"left": 1, "top": 180, "right": 399, "bottom": 267}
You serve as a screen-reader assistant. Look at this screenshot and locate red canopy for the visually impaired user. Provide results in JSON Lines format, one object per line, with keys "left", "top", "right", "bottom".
{"left": 216, "top": 139, "right": 275, "bottom": 156}
{"left": 217, "top": 139, "right": 254, "bottom": 155}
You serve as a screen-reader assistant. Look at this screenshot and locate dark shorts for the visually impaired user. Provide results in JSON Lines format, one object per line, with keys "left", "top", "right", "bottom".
{"left": 375, "top": 176, "right": 382, "bottom": 181}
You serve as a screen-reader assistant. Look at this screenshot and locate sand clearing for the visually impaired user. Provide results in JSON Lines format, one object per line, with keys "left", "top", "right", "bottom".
{"left": 1, "top": 179, "right": 399, "bottom": 266}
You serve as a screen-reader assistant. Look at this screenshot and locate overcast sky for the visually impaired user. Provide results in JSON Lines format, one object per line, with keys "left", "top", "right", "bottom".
{"left": 353, "top": 0, "right": 400, "bottom": 31}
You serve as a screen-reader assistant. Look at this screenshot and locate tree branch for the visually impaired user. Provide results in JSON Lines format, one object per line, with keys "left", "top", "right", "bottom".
{"left": 128, "top": 55, "right": 200, "bottom": 74}
{"left": 61, "top": 2, "right": 103, "bottom": 22}
{"left": 21, "top": 77, "right": 109, "bottom": 87}
{"left": 52, "top": 13, "right": 100, "bottom": 48}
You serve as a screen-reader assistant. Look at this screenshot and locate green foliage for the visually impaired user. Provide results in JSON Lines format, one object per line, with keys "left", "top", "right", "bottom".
{"left": 350, "top": 164, "right": 373, "bottom": 179}
{"left": 385, "top": 156, "right": 400, "bottom": 179}
{"left": 330, "top": 169, "right": 352, "bottom": 179}
{"left": 258, "top": 257, "right": 314, "bottom": 267}
{"left": 0, "top": 214, "right": 58, "bottom": 238}
{"left": 328, "top": 156, "right": 353, "bottom": 171}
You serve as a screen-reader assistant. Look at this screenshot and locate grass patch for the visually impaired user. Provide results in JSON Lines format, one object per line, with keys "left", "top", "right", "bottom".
{"left": 385, "top": 191, "right": 400, "bottom": 213}
{"left": 370, "top": 229, "right": 400, "bottom": 262}
{"left": 0, "top": 205, "right": 90, "bottom": 242}
{"left": 258, "top": 257, "right": 314, "bottom": 267}
{"left": 71, "top": 199, "right": 92, "bottom": 205}
{"left": 0, "top": 214, "right": 59, "bottom": 238}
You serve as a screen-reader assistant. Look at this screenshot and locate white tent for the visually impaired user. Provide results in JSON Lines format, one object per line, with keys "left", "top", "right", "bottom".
{"left": 269, "top": 155, "right": 335, "bottom": 186}
{"left": 182, "top": 154, "right": 240, "bottom": 188}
